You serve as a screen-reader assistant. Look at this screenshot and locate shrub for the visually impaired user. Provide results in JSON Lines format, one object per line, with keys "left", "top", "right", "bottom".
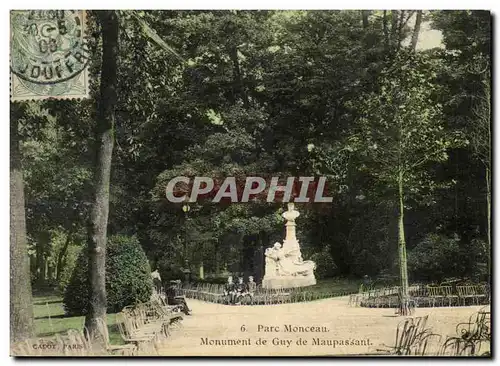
{"left": 407, "top": 233, "right": 462, "bottom": 283}
{"left": 57, "top": 244, "right": 82, "bottom": 293}
{"left": 63, "top": 235, "right": 153, "bottom": 316}
{"left": 309, "top": 246, "right": 337, "bottom": 280}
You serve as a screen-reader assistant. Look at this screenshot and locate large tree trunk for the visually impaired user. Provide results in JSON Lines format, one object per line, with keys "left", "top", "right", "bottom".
{"left": 84, "top": 10, "right": 119, "bottom": 342}
{"left": 486, "top": 165, "right": 491, "bottom": 281}
{"left": 10, "top": 109, "right": 34, "bottom": 344}
{"left": 397, "top": 170, "right": 410, "bottom": 315}
{"left": 410, "top": 11, "right": 423, "bottom": 51}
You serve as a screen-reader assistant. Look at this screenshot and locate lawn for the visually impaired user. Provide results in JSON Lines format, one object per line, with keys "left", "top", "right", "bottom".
{"left": 33, "top": 294, "right": 124, "bottom": 344}
{"left": 305, "top": 278, "right": 362, "bottom": 295}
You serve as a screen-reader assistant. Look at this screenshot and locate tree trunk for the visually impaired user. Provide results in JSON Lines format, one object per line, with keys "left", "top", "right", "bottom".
{"left": 486, "top": 165, "right": 491, "bottom": 282}
{"left": 410, "top": 11, "right": 423, "bottom": 51}
{"left": 35, "top": 231, "right": 50, "bottom": 287}
{"left": 361, "top": 10, "right": 370, "bottom": 28}
{"left": 390, "top": 10, "right": 399, "bottom": 45}
{"left": 10, "top": 108, "right": 34, "bottom": 344}
{"left": 397, "top": 170, "right": 410, "bottom": 315}
{"left": 199, "top": 261, "right": 204, "bottom": 279}
{"left": 383, "top": 11, "right": 389, "bottom": 51}
{"left": 214, "top": 240, "right": 220, "bottom": 273}
{"left": 229, "top": 46, "right": 249, "bottom": 108}
{"left": 56, "top": 232, "right": 72, "bottom": 282}
{"left": 84, "top": 10, "right": 119, "bottom": 342}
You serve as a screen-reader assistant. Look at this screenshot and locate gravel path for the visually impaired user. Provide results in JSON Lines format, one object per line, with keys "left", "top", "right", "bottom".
{"left": 157, "top": 296, "right": 486, "bottom": 356}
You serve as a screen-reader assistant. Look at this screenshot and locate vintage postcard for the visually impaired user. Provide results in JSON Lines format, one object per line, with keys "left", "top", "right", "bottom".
{"left": 9, "top": 10, "right": 491, "bottom": 357}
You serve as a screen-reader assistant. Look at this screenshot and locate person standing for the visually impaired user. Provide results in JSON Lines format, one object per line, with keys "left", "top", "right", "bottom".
{"left": 247, "top": 276, "right": 256, "bottom": 305}
{"left": 151, "top": 269, "right": 163, "bottom": 295}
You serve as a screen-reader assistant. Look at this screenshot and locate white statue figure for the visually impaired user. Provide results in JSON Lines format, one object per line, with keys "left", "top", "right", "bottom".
{"left": 264, "top": 247, "right": 278, "bottom": 276}
{"left": 262, "top": 203, "right": 316, "bottom": 288}
{"left": 264, "top": 241, "right": 315, "bottom": 278}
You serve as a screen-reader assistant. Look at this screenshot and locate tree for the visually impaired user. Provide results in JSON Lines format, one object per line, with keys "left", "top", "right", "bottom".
{"left": 431, "top": 10, "right": 491, "bottom": 281}
{"left": 10, "top": 106, "right": 34, "bottom": 343}
{"left": 23, "top": 118, "right": 92, "bottom": 288}
{"left": 470, "top": 73, "right": 491, "bottom": 281}
{"left": 410, "top": 11, "right": 423, "bottom": 51}
{"left": 345, "top": 50, "right": 464, "bottom": 314}
{"left": 84, "top": 10, "right": 119, "bottom": 340}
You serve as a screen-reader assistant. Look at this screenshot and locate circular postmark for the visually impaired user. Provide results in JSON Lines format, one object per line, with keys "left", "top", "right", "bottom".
{"left": 10, "top": 10, "right": 90, "bottom": 90}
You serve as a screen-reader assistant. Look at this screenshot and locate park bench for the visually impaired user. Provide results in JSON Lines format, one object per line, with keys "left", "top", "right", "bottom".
{"left": 95, "top": 318, "right": 138, "bottom": 356}
{"left": 427, "top": 286, "right": 445, "bottom": 307}
{"left": 441, "top": 286, "right": 459, "bottom": 306}
{"left": 440, "top": 307, "right": 491, "bottom": 356}
{"left": 457, "top": 285, "right": 486, "bottom": 306}
{"left": 456, "top": 306, "right": 490, "bottom": 342}
{"left": 135, "top": 301, "right": 183, "bottom": 334}
{"left": 117, "top": 305, "right": 166, "bottom": 354}
{"left": 117, "top": 312, "right": 160, "bottom": 354}
{"left": 117, "top": 300, "right": 184, "bottom": 351}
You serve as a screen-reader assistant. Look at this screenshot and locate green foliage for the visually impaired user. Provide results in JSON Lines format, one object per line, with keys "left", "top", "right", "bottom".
{"left": 57, "top": 244, "right": 81, "bottom": 293}
{"left": 63, "top": 235, "right": 153, "bottom": 316}
{"left": 407, "top": 233, "right": 462, "bottom": 282}
{"left": 157, "top": 257, "right": 185, "bottom": 284}
{"left": 309, "top": 246, "right": 337, "bottom": 280}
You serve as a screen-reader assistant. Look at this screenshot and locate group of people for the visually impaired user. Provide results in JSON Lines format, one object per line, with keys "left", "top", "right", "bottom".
{"left": 151, "top": 270, "right": 259, "bottom": 310}
{"left": 224, "top": 275, "right": 257, "bottom": 305}
{"left": 151, "top": 269, "right": 193, "bottom": 315}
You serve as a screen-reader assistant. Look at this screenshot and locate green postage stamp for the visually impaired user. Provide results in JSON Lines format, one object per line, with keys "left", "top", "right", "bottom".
{"left": 10, "top": 10, "right": 90, "bottom": 101}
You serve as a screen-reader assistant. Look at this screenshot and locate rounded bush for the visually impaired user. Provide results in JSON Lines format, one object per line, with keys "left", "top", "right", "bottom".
{"left": 63, "top": 235, "right": 153, "bottom": 316}
{"left": 309, "top": 246, "right": 337, "bottom": 280}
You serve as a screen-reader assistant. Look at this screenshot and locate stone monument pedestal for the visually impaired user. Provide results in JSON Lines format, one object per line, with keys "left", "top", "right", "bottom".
{"left": 262, "top": 275, "right": 316, "bottom": 289}
{"left": 262, "top": 203, "right": 317, "bottom": 290}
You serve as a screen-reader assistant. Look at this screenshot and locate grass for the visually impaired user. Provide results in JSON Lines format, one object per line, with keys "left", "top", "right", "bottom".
{"left": 304, "top": 278, "right": 362, "bottom": 294}
{"left": 33, "top": 294, "right": 124, "bottom": 345}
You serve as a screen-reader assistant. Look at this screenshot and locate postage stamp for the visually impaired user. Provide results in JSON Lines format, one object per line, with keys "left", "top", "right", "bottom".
{"left": 10, "top": 10, "right": 90, "bottom": 101}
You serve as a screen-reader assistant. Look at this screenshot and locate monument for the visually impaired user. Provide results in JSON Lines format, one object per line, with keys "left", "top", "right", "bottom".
{"left": 262, "top": 203, "right": 316, "bottom": 289}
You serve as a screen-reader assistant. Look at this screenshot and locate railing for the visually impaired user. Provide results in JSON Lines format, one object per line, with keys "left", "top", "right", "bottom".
{"left": 169, "top": 281, "right": 491, "bottom": 308}
{"left": 357, "top": 283, "right": 490, "bottom": 308}
{"left": 175, "top": 283, "right": 359, "bottom": 305}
